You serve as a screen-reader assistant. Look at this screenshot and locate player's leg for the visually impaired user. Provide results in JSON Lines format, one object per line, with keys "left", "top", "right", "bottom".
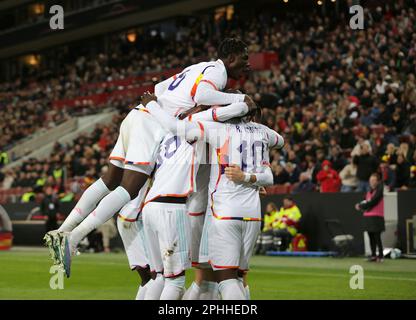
{"left": 238, "top": 220, "right": 261, "bottom": 300}
{"left": 195, "top": 212, "right": 219, "bottom": 299}
{"left": 156, "top": 202, "right": 191, "bottom": 300}
{"left": 209, "top": 219, "right": 246, "bottom": 300}
{"left": 57, "top": 122, "right": 128, "bottom": 233}
{"left": 196, "top": 266, "right": 219, "bottom": 300}
{"left": 142, "top": 204, "right": 165, "bottom": 300}
{"left": 116, "top": 214, "right": 151, "bottom": 300}
{"left": 238, "top": 270, "right": 250, "bottom": 300}
{"left": 57, "top": 163, "right": 122, "bottom": 232}
{"left": 68, "top": 167, "right": 150, "bottom": 250}
{"left": 183, "top": 213, "right": 207, "bottom": 300}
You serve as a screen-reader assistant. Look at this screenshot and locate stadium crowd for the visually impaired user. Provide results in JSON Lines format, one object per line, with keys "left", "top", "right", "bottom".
{"left": 0, "top": 1, "right": 416, "bottom": 202}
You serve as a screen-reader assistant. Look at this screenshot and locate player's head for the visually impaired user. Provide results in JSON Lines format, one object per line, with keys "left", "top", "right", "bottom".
{"left": 218, "top": 38, "right": 250, "bottom": 80}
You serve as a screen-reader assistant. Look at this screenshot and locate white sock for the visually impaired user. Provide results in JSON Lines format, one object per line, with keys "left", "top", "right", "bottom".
{"left": 58, "top": 178, "right": 110, "bottom": 232}
{"left": 70, "top": 186, "right": 131, "bottom": 246}
{"left": 182, "top": 281, "right": 201, "bottom": 300}
{"left": 160, "top": 276, "right": 186, "bottom": 300}
{"left": 218, "top": 279, "right": 246, "bottom": 300}
{"left": 199, "top": 280, "right": 219, "bottom": 300}
{"left": 244, "top": 285, "right": 251, "bottom": 300}
{"left": 144, "top": 274, "right": 165, "bottom": 300}
{"left": 136, "top": 285, "right": 147, "bottom": 300}
{"left": 238, "top": 277, "right": 250, "bottom": 300}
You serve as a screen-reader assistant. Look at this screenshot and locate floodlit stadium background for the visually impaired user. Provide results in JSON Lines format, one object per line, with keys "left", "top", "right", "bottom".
{"left": 0, "top": 0, "right": 415, "bottom": 300}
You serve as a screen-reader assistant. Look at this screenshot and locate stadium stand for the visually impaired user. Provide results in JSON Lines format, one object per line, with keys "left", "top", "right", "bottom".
{"left": 0, "top": 0, "right": 415, "bottom": 204}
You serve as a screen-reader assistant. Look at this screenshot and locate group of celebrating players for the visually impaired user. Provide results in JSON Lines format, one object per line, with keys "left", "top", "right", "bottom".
{"left": 44, "top": 38, "right": 284, "bottom": 300}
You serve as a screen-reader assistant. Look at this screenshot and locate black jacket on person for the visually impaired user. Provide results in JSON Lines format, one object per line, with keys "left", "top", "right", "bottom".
{"left": 395, "top": 162, "right": 410, "bottom": 189}
{"left": 41, "top": 195, "right": 60, "bottom": 231}
{"left": 353, "top": 154, "right": 379, "bottom": 181}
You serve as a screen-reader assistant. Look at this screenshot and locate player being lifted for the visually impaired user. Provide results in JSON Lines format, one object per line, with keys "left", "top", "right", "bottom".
{"left": 141, "top": 93, "right": 284, "bottom": 300}
{"left": 44, "top": 38, "right": 252, "bottom": 278}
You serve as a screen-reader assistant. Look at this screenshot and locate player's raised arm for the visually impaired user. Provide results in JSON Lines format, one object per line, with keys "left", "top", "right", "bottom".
{"left": 225, "top": 164, "right": 274, "bottom": 187}
{"left": 189, "top": 102, "right": 249, "bottom": 122}
{"left": 143, "top": 94, "right": 224, "bottom": 146}
{"left": 193, "top": 75, "right": 246, "bottom": 106}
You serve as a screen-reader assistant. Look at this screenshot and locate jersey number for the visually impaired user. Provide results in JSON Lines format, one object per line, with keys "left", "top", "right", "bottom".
{"left": 168, "top": 70, "right": 189, "bottom": 91}
{"left": 238, "top": 140, "right": 266, "bottom": 172}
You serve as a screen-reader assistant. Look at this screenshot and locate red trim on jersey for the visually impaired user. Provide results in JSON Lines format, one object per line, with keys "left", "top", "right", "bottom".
{"left": 197, "top": 121, "right": 205, "bottom": 140}
{"left": 142, "top": 149, "right": 196, "bottom": 206}
{"left": 212, "top": 107, "right": 219, "bottom": 122}
{"left": 109, "top": 156, "right": 125, "bottom": 162}
{"left": 200, "top": 79, "right": 218, "bottom": 90}
{"left": 209, "top": 260, "right": 239, "bottom": 269}
{"left": 109, "top": 156, "right": 151, "bottom": 165}
{"left": 188, "top": 211, "right": 205, "bottom": 216}
{"left": 164, "top": 270, "right": 187, "bottom": 278}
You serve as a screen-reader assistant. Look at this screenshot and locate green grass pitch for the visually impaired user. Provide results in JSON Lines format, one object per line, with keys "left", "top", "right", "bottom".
{"left": 1, "top": 248, "right": 415, "bottom": 300}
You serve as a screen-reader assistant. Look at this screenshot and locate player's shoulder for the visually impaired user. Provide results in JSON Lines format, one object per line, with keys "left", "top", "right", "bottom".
{"left": 252, "top": 122, "right": 276, "bottom": 133}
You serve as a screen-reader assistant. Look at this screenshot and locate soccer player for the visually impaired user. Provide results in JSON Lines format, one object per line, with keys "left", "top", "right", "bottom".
{"left": 142, "top": 94, "right": 284, "bottom": 300}
{"left": 45, "top": 38, "right": 252, "bottom": 278}
{"left": 140, "top": 100, "right": 252, "bottom": 300}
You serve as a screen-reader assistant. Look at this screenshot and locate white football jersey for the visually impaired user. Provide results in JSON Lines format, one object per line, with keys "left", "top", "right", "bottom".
{"left": 156, "top": 59, "right": 228, "bottom": 116}
{"left": 144, "top": 133, "right": 204, "bottom": 204}
{"left": 206, "top": 122, "right": 279, "bottom": 221}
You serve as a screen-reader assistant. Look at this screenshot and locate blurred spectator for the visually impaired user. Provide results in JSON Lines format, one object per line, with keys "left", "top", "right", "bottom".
{"left": 256, "top": 202, "right": 278, "bottom": 254}
{"left": 328, "top": 146, "right": 347, "bottom": 172}
{"left": 292, "top": 172, "right": 315, "bottom": 193}
{"left": 96, "top": 218, "right": 118, "bottom": 253}
{"left": 272, "top": 163, "right": 289, "bottom": 185}
{"left": 285, "top": 162, "right": 301, "bottom": 184}
{"left": 273, "top": 196, "right": 301, "bottom": 251}
{"left": 353, "top": 143, "right": 379, "bottom": 192}
{"left": 316, "top": 160, "right": 341, "bottom": 193}
{"left": 394, "top": 153, "right": 411, "bottom": 190}
{"left": 339, "top": 159, "right": 358, "bottom": 192}
{"left": 21, "top": 187, "right": 35, "bottom": 203}
{"left": 379, "top": 159, "right": 396, "bottom": 191}
{"left": 40, "top": 185, "right": 60, "bottom": 232}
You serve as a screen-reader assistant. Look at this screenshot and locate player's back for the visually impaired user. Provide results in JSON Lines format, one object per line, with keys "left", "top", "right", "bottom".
{"left": 209, "top": 121, "right": 272, "bottom": 221}
{"left": 144, "top": 132, "right": 205, "bottom": 204}
{"left": 157, "top": 60, "right": 226, "bottom": 116}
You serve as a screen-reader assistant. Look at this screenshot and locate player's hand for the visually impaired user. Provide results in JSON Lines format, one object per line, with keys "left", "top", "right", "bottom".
{"left": 355, "top": 203, "right": 361, "bottom": 211}
{"left": 259, "top": 187, "right": 267, "bottom": 197}
{"left": 225, "top": 164, "right": 246, "bottom": 183}
{"left": 141, "top": 91, "right": 157, "bottom": 106}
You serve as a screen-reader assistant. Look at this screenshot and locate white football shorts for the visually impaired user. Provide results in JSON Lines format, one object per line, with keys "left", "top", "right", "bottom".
{"left": 142, "top": 201, "right": 192, "bottom": 277}
{"left": 208, "top": 218, "right": 261, "bottom": 272}
{"left": 109, "top": 105, "right": 166, "bottom": 175}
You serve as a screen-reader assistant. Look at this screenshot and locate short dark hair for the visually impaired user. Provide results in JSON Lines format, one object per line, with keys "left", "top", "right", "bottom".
{"left": 217, "top": 38, "right": 248, "bottom": 59}
{"left": 370, "top": 172, "right": 380, "bottom": 180}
